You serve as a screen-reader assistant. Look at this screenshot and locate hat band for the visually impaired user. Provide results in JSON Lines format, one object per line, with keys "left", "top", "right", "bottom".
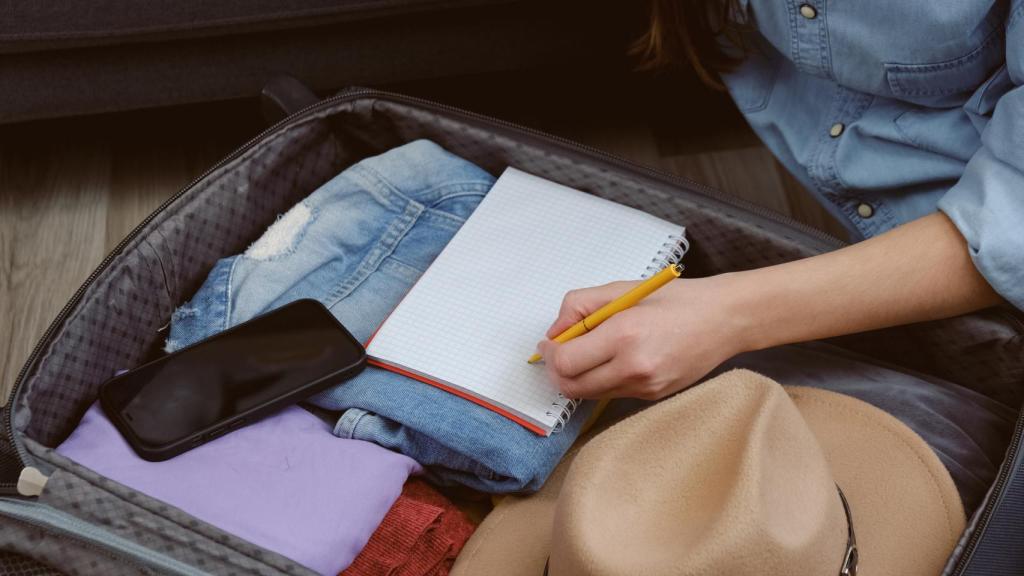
{"left": 541, "top": 485, "right": 859, "bottom": 576}
{"left": 837, "top": 485, "right": 859, "bottom": 576}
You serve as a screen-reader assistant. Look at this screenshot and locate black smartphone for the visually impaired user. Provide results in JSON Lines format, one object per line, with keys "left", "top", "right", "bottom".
{"left": 100, "top": 299, "right": 365, "bottom": 461}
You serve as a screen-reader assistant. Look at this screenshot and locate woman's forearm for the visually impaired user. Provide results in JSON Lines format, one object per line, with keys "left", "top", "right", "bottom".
{"left": 539, "top": 211, "right": 1003, "bottom": 400}
{"left": 727, "top": 212, "right": 1003, "bottom": 353}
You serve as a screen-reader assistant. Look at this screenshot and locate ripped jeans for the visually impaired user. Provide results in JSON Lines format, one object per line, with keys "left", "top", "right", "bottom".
{"left": 167, "top": 140, "right": 592, "bottom": 493}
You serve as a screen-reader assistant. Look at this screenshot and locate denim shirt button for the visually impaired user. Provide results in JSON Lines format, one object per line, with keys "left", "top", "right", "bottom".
{"left": 799, "top": 4, "right": 818, "bottom": 19}
{"left": 857, "top": 203, "right": 875, "bottom": 218}
{"left": 829, "top": 123, "right": 845, "bottom": 138}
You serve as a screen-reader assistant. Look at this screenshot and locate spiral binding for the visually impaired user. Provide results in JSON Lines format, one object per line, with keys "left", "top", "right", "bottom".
{"left": 546, "top": 393, "right": 582, "bottom": 433}
{"left": 547, "top": 233, "right": 689, "bottom": 433}
{"left": 643, "top": 234, "right": 690, "bottom": 278}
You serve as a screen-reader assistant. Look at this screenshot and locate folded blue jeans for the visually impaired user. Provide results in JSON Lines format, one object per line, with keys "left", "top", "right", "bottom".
{"left": 167, "top": 140, "right": 592, "bottom": 493}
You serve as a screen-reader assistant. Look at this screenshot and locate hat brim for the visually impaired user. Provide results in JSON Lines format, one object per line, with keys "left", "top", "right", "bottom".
{"left": 452, "top": 383, "right": 965, "bottom": 576}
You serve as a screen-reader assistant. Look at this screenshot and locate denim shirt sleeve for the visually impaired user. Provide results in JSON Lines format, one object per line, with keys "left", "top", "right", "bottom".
{"left": 939, "top": 8, "right": 1024, "bottom": 311}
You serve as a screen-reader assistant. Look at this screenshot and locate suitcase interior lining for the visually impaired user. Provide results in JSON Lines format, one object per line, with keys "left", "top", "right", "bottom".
{"left": 17, "top": 96, "right": 1022, "bottom": 448}
{"left": 7, "top": 94, "right": 1023, "bottom": 571}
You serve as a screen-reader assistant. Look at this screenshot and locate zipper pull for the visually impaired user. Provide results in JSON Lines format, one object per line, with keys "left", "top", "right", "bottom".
{"left": 17, "top": 467, "right": 49, "bottom": 497}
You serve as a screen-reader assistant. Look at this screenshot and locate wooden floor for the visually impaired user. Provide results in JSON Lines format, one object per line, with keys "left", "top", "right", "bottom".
{"left": 0, "top": 71, "right": 845, "bottom": 402}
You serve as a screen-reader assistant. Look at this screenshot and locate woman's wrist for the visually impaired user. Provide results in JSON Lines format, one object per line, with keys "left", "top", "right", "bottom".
{"left": 724, "top": 272, "right": 764, "bottom": 353}
{"left": 699, "top": 271, "right": 774, "bottom": 356}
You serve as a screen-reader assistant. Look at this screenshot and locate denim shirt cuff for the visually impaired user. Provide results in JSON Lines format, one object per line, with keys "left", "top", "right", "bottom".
{"left": 938, "top": 146, "right": 1024, "bottom": 312}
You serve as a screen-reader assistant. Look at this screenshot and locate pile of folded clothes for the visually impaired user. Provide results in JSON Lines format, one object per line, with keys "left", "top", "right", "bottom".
{"left": 343, "top": 480, "right": 477, "bottom": 576}
{"left": 56, "top": 140, "right": 587, "bottom": 574}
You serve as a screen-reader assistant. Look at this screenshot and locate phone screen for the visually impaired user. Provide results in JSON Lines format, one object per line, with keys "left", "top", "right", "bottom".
{"left": 102, "top": 299, "right": 364, "bottom": 454}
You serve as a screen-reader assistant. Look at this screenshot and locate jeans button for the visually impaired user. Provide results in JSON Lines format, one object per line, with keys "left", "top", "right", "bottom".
{"left": 800, "top": 4, "right": 818, "bottom": 19}
{"left": 829, "top": 123, "right": 845, "bottom": 138}
{"left": 857, "top": 203, "right": 874, "bottom": 218}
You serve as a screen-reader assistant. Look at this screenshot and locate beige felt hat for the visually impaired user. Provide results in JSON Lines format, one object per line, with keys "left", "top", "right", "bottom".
{"left": 452, "top": 369, "right": 965, "bottom": 576}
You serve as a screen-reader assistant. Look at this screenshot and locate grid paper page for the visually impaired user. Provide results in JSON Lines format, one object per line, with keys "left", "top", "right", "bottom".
{"left": 367, "top": 168, "right": 685, "bottom": 434}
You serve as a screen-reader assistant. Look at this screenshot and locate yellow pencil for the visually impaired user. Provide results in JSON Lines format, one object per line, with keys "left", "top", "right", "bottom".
{"left": 527, "top": 263, "right": 682, "bottom": 363}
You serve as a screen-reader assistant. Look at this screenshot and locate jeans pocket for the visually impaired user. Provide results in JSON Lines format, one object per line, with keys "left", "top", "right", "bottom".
{"left": 427, "top": 188, "right": 487, "bottom": 221}
{"left": 327, "top": 257, "right": 424, "bottom": 342}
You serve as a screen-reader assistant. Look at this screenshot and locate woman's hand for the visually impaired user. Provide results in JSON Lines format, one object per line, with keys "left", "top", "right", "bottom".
{"left": 536, "top": 213, "right": 1003, "bottom": 402}
{"left": 536, "top": 275, "right": 747, "bottom": 400}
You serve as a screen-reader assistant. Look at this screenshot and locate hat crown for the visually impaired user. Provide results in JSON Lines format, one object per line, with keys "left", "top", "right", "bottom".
{"left": 451, "top": 370, "right": 966, "bottom": 576}
{"left": 550, "top": 372, "right": 847, "bottom": 576}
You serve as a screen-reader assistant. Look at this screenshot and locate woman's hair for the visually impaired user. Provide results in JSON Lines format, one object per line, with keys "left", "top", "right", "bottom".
{"left": 631, "top": 0, "right": 746, "bottom": 89}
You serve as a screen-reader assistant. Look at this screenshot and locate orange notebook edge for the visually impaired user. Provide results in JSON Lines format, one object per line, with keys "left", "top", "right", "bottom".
{"left": 362, "top": 280, "right": 549, "bottom": 437}
{"left": 364, "top": 358, "right": 549, "bottom": 437}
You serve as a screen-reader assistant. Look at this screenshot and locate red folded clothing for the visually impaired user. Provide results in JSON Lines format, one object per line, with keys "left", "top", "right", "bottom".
{"left": 342, "top": 479, "right": 477, "bottom": 576}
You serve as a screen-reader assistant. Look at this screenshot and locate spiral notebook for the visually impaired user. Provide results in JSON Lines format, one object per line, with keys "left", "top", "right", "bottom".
{"left": 366, "top": 168, "right": 688, "bottom": 436}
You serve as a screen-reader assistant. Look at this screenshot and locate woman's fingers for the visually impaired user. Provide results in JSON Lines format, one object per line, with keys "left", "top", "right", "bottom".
{"left": 539, "top": 323, "right": 620, "bottom": 379}
{"left": 540, "top": 311, "right": 658, "bottom": 399}
{"left": 545, "top": 281, "right": 640, "bottom": 338}
{"left": 549, "top": 357, "right": 629, "bottom": 400}
{"left": 537, "top": 277, "right": 749, "bottom": 402}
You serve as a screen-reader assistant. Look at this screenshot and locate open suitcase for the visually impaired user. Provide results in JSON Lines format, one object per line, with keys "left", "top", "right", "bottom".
{"left": 1, "top": 85, "right": 1022, "bottom": 575}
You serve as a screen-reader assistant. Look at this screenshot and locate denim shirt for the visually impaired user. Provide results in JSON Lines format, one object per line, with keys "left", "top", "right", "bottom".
{"left": 722, "top": 0, "right": 1024, "bottom": 310}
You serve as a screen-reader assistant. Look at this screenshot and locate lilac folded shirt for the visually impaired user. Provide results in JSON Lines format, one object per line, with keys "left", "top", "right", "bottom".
{"left": 56, "top": 403, "right": 422, "bottom": 575}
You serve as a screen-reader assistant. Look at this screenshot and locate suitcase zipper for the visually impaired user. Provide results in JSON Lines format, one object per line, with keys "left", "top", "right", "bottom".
{"left": 0, "top": 498, "right": 205, "bottom": 574}
{"left": 948, "top": 412, "right": 1024, "bottom": 575}
{"left": 0, "top": 90, "right": 1014, "bottom": 573}
{"left": 2, "top": 87, "right": 848, "bottom": 491}
{"left": 379, "top": 91, "right": 850, "bottom": 249}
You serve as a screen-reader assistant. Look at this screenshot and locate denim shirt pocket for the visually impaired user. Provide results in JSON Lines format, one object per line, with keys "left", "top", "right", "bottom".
{"left": 885, "top": 26, "right": 1005, "bottom": 107}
